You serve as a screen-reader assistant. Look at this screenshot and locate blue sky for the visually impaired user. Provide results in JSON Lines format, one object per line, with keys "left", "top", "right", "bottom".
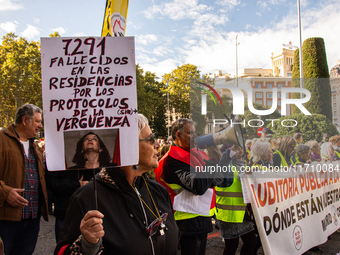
{"left": 1, "top": 0, "right": 339, "bottom": 78}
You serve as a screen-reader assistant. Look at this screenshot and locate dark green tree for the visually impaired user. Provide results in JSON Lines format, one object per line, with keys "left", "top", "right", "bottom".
{"left": 189, "top": 75, "right": 233, "bottom": 136}
{"left": 163, "top": 64, "right": 201, "bottom": 118}
{"left": 0, "top": 33, "right": 42, "bottom": 127}
{"left": 190, "top": 84, "right": 207, "bottom": 135}
{"left": 269, "top": 114, "right": 338, "bottom": 142}
{"left": 136, "top": 64, "right": 167, "bottom": 138}
{"left": 190, "top": 90, "right": 232, "bottom": 136}
{"left": 240, "top": 104, "right": 281, "bottom": 137}
{"left": 0, "top": 32, "right": 64, "bottom": 127}
{"left": 291, "top": 37, "right": 332, "bottom": 120}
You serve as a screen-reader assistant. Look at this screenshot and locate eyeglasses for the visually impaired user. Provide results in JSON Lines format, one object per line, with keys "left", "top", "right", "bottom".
{"left": 146, "top": 213, "right": 168, "bottom": 236}
{"left": 139, "top": 133, "right": 156, "bottom": 145}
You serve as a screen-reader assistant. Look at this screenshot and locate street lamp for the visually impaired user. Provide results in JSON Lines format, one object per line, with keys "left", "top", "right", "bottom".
{"left": 236, "top": 35, "right": 240, "bottom": 87}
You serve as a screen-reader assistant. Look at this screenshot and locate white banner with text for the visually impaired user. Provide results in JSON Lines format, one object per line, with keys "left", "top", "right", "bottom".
{"left": 243, "top": 161, "right": 340, "bottom": 255}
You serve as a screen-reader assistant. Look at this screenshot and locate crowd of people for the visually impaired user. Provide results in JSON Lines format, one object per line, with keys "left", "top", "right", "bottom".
{"left": 1, "top": 103, "right": 340, "bottom": 255}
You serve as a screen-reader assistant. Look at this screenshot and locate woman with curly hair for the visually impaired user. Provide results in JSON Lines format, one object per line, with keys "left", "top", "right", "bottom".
{"left": 251, "top": 140, "right": 273, "bottom": 169}
{"left": 320, "top": 142, "right": 339, "bottom": 161}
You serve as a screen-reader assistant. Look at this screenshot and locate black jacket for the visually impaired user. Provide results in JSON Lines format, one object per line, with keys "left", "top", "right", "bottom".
{"left": 162, "top": 154, "right": 219, "bottom": 236}
{"left": 46, "top": 167, "right": 98, "bottom": 220}
{"left": 55, "top": 167, "right": 178, "bottom": 255}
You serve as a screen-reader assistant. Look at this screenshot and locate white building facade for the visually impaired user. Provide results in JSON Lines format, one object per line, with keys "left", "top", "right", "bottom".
{"left": 330, "top": 60, "right": 340, "bottom": 125}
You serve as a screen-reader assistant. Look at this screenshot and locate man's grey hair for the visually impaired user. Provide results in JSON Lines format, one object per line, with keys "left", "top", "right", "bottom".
{"left": 296, "top": 144, "right": 310, "bottom": 156}
{"left": 15, "top": 104, "right": 42, "bottom": 124}
{"left": 138, "top": 114, "right": 149, "bottom": 136}
{"left": 320, "top": 142, "right": 334, "bottom": 159}
{"left": 251, "top": 141, "right": 271, "bottom": 163}
{"left": 171, "top": 118, "right": 195, "bottom": 140}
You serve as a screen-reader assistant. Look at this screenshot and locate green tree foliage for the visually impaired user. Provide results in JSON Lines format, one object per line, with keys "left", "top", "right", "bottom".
{"left": 190, "top": 83, "right": 207, "bottom": 135}
{"left": 240, "top": 104, "right": 281, "bottom": 137}
{"left": 136, "top": 64, "right": 167, "bottom": 138}
{"left": 269, "top": 114, "right": 338, "bottom": 142}
{"left": 291, "top": 48, "right": 300, "bottom": 92}
{"left": 190, "top": 81, "right": 232, "bottom": 136}
{"left": 0, "top": 33, "right": 42, "bottom": 127}
{"left": 291, "top": 37, "right": 332, "bottom": 120}
{"left": 163, "top": 64, "right": 201, "bottom": 118}
{"left": 206, "top": 95, "right": 232, "bottom": 121}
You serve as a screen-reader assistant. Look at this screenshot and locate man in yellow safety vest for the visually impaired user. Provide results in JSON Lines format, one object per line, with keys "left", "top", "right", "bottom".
{"left": 155, "top": 118, "right": 223, "bottom": 255}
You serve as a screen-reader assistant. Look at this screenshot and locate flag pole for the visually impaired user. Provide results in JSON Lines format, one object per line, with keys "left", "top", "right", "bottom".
{"left": 298, "top": 0, "right": 303, "bottom": 89}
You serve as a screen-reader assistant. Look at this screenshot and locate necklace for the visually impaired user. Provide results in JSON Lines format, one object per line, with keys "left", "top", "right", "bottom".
{"left": 130, "top": 175, "right": 161, "bottom": 221}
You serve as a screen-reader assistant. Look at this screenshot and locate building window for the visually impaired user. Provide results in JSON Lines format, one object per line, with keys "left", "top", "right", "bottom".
{"left": 278, "top": 109, "right": 281, "bottom": 113}
{"left": 333, "top": 96, "right": 336, "bottom": 101}
{"left": 267, "top": 93, "right": 272, "bottom": 98}
{"left": 278, "top": 83, "right": 283, "bottom": 88}
{"left": 267, "top": 83, "right": 272, "bottom": 89}
{"left": 256, "top": 83, "right": 261, "bottom": 89}
{"left": 278, "top": 93, "right": 281, "bottom": 98}
{"left": 287, "top": 73, "right": 292, "bottom": 77}
{"left": 278, "top": 101, "right": 281, "bottom": 106}
{"left": 334, "top": 103, "right": 337, "bottom": 108}
{"left": 256, "top": 93, "right": 262, "bottom": 98}
{"left": 267, "top": 101, "right": 273, "bottom": 106}
{"left": 256, "top": 101, "right": 262, "bottom": 105}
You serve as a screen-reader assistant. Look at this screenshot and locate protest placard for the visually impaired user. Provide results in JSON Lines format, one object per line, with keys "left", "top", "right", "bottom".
{"left": 242, "top": 162, "right": 340, "bottom": 254}
{"left": 41, "top": 36, "right": 138, "bottom": 171}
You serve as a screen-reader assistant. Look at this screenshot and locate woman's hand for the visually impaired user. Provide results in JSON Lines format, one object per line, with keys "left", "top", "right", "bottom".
{"left": 79, "top": 175, "right": 89, "bottom": 186}
{"left": 80, "top": 210, "right": 105, "bottom": 244}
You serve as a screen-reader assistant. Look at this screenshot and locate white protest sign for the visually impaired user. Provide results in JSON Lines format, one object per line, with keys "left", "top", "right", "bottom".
{"left": 173, "top": 188, "right": 213, "bottom": 216}
{"left": 242, "top": 162, "right": 340, "bottom": 255}
{"left": 41, "top": 37, "right": 138, "bottom": 170}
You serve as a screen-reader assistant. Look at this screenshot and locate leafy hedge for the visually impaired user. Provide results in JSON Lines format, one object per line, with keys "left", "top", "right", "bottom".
{"left": 268, "top": 113, "right": 338, "bottom": 142}
{"left": 291, "top": 37, "right": 332, "bottom": 120}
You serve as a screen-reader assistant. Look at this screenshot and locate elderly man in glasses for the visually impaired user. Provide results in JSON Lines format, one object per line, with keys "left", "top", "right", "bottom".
{"left": 155, "top": 118, "right": 223, "bottom": 255}
{"left": 55, "top": 114, "right": 178, "bottom": 255}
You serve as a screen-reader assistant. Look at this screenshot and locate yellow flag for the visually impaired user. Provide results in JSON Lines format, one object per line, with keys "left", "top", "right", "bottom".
{"left": 102, "top": 0, "right": 129, "bottom": 37}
